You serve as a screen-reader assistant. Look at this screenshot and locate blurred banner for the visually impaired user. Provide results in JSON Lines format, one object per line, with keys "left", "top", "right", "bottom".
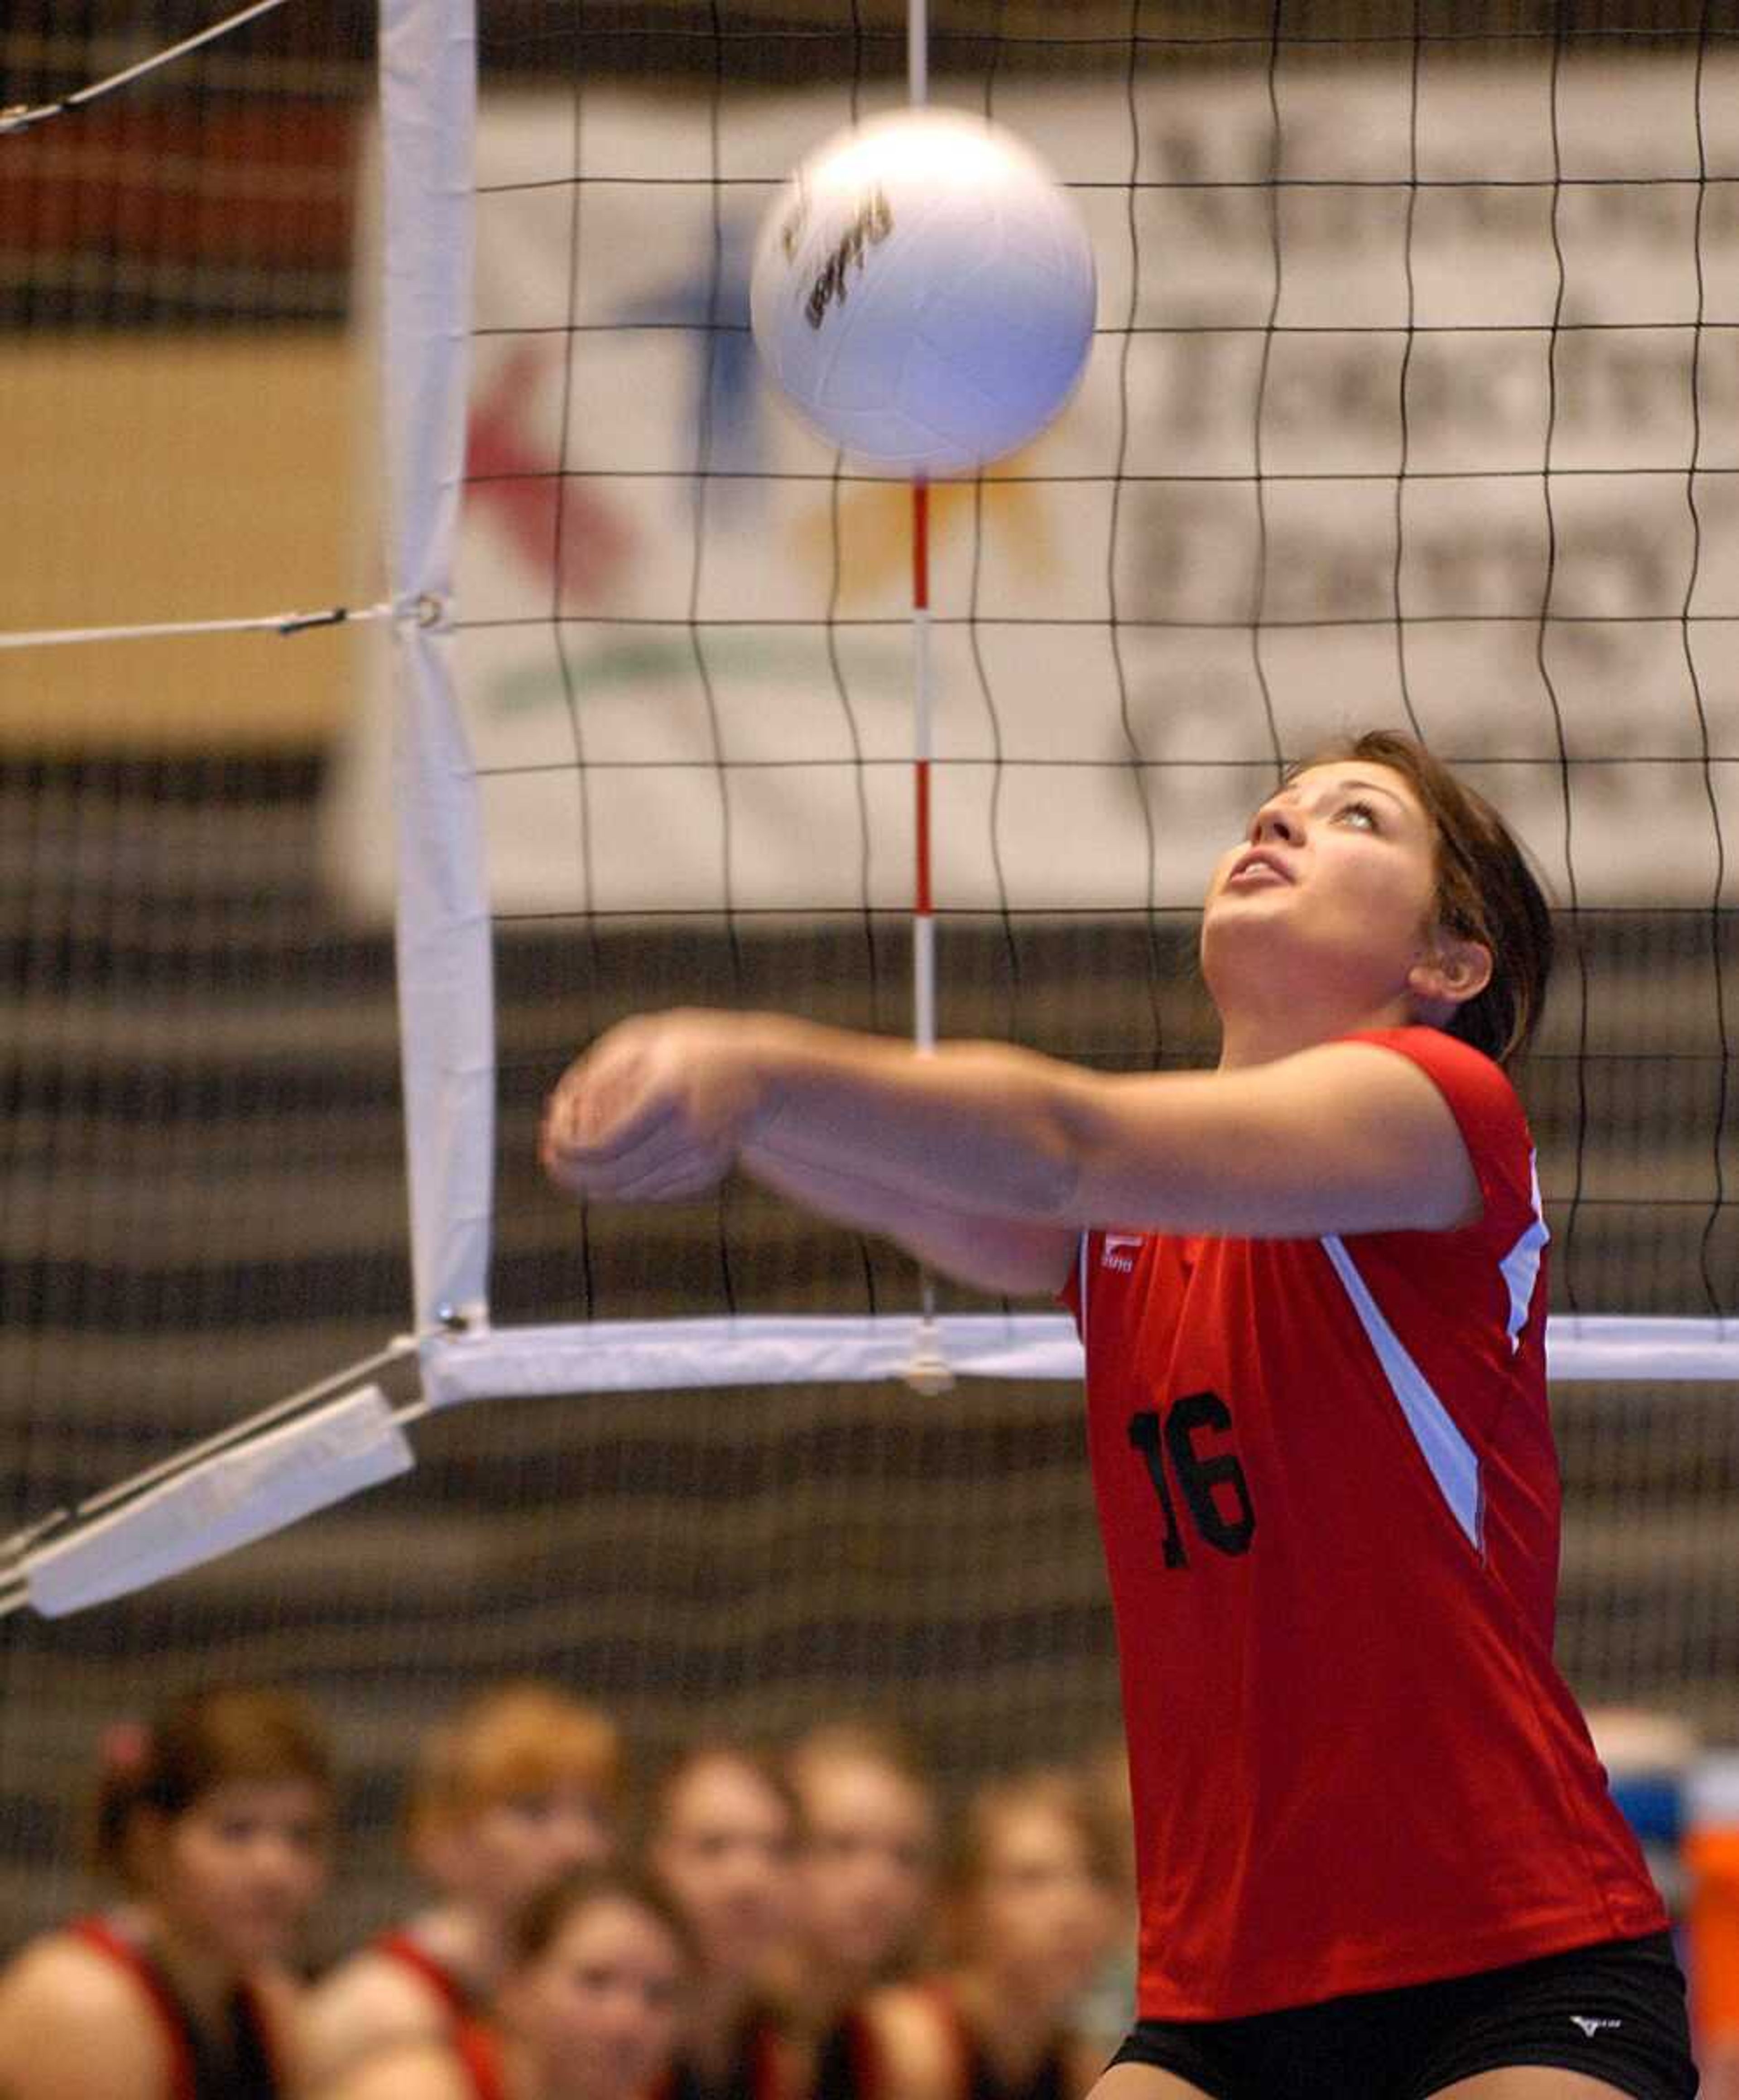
{"left": 327, "top": 63, "right": 1739, "bottom": 919}
{"left": 0, "top": 82, "right": 366, "bottom": 752}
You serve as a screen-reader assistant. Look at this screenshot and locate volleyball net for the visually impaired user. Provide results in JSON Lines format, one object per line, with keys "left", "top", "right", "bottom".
{"left": 356, "top": 0, "right": 1739, "bottom": 1391}
{"left": 1, "top": 0, "right": 1736, "bottom": 1938}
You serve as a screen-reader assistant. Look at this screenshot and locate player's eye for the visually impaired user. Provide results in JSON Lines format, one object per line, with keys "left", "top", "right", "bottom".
{"left": 1337, "top": 799, "right": 1380, "bottom": 831}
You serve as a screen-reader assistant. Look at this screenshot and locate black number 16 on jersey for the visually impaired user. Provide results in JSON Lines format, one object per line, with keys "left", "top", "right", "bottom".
{"left": 1127, "top": 1391, "right": 1257, "bottom": 1568}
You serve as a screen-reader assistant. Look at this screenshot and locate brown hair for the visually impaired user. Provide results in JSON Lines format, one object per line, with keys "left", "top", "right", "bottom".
{"left": 510, "top": 1861, "right": 699, "bottom": 1974}
{"left": 647, "top": 1739, "right": 800, "bottom": 1840}
{"left": 90, "top": 1686, "right": 332, "bottom": 1888}
{"left": 406, "top": 1681, "right": 624, "bottom": 1847}
{"left": 940, "top": 1767, "right": 1118, "bottom": 1960}
{"left": 785, "top": 1717, "right": 935, "bottom": 1817}
{"left": 1297, "top": 729, "right": 1555, "bottom": 1069}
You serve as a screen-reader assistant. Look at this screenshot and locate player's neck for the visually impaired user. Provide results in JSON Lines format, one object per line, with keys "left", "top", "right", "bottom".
{"left": 950, "top": 1967, "right": 1061, "bottom": 2084}
{"left": 130, "top": 1904, "right": 243, "bottom": 2028}
{"left": 773, "top": 1943, "right": 861, "bottom": 2035}
{"left": 1216, "top": 987, "right": 1417, "bottom": 1070}
{"left": 685, "top": 1970, "right": 762, "bottom": 2076}
{"left": 413, "top": 1901, "right": 505, "bottom": 1995}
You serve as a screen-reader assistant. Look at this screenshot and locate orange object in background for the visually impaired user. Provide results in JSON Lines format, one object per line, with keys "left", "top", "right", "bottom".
{"left": 1686, "top": 1761, "right": 1739, "bottom": 2097}
{"left": 1690, "top": 1830, "right": 1739, "bottom": 2097}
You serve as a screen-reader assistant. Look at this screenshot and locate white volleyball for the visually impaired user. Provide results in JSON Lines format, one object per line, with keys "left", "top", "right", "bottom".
{"left": 749, "top": 107, "right": 1096, "bottom": 476}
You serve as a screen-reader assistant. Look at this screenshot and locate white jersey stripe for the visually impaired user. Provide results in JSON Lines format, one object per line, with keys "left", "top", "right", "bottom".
{"left": 1320, "top": 1235, "right": 1484, "bottom": 1552}
{"left": 1500, "top": 1153, "right": 1551, "bottom": 1354}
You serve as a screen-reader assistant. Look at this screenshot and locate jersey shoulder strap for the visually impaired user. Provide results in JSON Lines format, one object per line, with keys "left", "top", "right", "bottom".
{"left": 371, "top": 1929, "right": 475, "bottom": 2021}
{"left": 67, "top": 1917, "right": 197, "bottom": 2100}
{"left": 452, "top": 2018, "right": 511, "bottom": 2100}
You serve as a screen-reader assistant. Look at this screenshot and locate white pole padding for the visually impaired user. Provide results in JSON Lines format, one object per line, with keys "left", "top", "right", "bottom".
{"left": 21, "top": 1388, "right": 415, "bottom": 1619}
{"left": 423, "top": 1314, "right": 1082, "bottom": 1405}
{"left": 418, "top": 1311, "right": 1739, "bottom": 1407}
{"left": 1545, "top": 1315, "right": 1739, "bottom": 1382}
{"left": 380, "top": 0, "right": 495, "bottom": 1332}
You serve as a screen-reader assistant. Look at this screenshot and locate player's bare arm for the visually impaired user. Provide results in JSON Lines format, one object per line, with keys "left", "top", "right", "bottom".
{"left": 738, "top": 1139, "right": 1078, "bottom": 1294}
{"left": 302, "top": 1948, "right": 451, "bottom": 2090}
{"left": 541, "top": 1012, "right": 1478, "bottom": 1242}
{"left": 0, "top": 1941, "right": 170, "bottom": 2100}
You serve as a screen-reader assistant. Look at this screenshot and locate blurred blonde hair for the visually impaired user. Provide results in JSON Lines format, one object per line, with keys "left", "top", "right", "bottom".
{"left": 405, "top": 1680, "right": 623, "bottom": 1846}
{"left": 647, "top": 1738, "right": 799, "bottom": 1842}
{"left": 785, "top": 1716, "right": 934, "bottom": 1818}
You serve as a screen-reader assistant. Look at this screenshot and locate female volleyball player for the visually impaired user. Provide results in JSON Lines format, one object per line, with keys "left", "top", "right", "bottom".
{"left": 540, "top": 730, "right": 1698, "bottom": 2100}
{"left": 305, "top": 1681, "right": 621, "bottom": 2087}
{"left": 774, "top": 1720, "right": 939, "bottom": 2100}
{"left": 860, "top": 1768, "right": 1116, "bottom": 2100}
{"left": 0, "top": 1686, "right": 332, "bottom": 2100}
{"left": 312, "top": 1865, "right": 691, "bottom": 2100}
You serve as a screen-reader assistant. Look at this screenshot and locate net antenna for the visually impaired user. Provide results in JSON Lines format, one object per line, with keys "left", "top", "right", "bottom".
{"left": 392, "top": 0, "right": 1739, "bottom": 1416}
{"left": 903, "top": 0, "right": 956, "bottom": 1398}
{"left": 5, "top": 0, "right": 1739, "bottom": 1628}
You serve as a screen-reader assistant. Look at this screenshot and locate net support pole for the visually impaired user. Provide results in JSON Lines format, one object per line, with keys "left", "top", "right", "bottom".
{"left": 378, "top": 0, "right": 494, "bottom": 1336}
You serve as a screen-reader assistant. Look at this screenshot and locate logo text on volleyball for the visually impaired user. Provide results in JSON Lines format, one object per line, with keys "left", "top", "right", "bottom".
{"left": 805, "top": 188, "right": 894, "bottom": 328}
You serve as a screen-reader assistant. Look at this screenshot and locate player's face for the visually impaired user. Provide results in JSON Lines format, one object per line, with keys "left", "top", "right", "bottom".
{"left": 147, "top": 1778, "right": 330, "bottom": 1969}
{"left": 965, "top": 1802, "right": 1113, "bottom": 2013}
{"left": 509, "top": 1895, "right": 687, "bottom": 2100}
{"left": 449, "top": 1781, "right": 617, "bottom": 1918}
{"left": 1201, "top": 760, "right": 1444, "bottom": 1027}
{"left": 650, "top": 1756, "right": 797, "bottom": 1980}
{"left": 794, "top": 1754, "right": 936, "bottom": 1980}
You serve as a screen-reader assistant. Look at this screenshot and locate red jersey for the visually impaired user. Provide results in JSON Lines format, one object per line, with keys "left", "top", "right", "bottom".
{"left": 67, "top": 1917, "right": 283, "bottom": 2100}
{"left": 1062, "top": 1026, "right": 1666, "bottom": 2020}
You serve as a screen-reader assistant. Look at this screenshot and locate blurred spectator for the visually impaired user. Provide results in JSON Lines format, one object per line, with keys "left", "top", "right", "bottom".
{"left": 776, "top": 1719, "right": 938, "bottom": 2098}
{"left": 645, "top": 1743, "right": 799, "bottom": 2100}
{"left": 857, "top": 1769, "right": 1117, "bottom": 2100}
{"left": 305, "top": 1681, "right": 622, "bottom": 2086}
{"left": 314, "top": 1865, "right": 692, "bottom": 2100}
{"left": 0, "top": 1686, "right": 333, "bottom": 2100}
{"left": 1068, "top": 1739, "right": 1138, "bottom": 2059}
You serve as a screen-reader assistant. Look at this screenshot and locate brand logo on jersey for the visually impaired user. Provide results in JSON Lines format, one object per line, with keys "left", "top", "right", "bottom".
{"left": 1101, "top": 1234, "right": 1141, "bottom": 1273}
{"left": 1569, "top": 2016, "right": 1623, "bottom": 2037}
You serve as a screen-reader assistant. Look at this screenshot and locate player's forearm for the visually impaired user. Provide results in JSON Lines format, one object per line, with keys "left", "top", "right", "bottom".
{"left": 741, "top": 1140, "right": 1076, "bottom": 1294}
{"left": 744, "top": 1018, "right": 1094, "bottom": 1224}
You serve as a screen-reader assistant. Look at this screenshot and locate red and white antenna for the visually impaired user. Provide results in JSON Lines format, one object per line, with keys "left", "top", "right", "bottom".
{"left": 903, "top": 0, "right": 955, "bottom": 1396}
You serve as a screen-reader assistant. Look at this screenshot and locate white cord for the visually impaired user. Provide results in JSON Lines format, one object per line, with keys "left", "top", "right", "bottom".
{"left": 0, "top": 602, "right": 394, "bottom": 652}
{"left": 0, "top": 0, "right": 296, "bottom": 136}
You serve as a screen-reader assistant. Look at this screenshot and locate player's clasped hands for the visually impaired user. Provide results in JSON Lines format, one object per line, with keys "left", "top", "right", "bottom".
{"left": 540, "top": 1009, "right": 768, "bottom": 1203}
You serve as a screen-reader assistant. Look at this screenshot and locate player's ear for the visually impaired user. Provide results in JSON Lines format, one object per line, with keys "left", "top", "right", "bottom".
{"left": 1408, "top": 932, "right": 1492, "bottom": 1019}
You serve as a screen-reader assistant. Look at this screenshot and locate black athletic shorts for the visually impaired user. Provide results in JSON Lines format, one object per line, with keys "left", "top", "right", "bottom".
{"left": 1109, "top": 1931, "right": 1698, "bottom": 2100}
